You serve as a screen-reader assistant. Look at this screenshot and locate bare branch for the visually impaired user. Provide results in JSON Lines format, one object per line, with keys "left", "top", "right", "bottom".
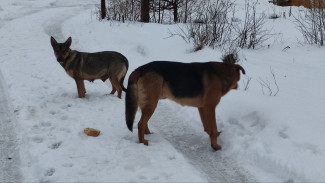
{"left": 270, "top": 67, "right": 279, "bottom": 96}
{"left": 257, "top": 67, "right": 279, "bottom": 96}
{"left": 242, "top": 75, "right": 252, "bottom": 91}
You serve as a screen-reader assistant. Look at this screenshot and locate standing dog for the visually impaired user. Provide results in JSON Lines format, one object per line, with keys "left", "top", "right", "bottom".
{"left": 50, "top": 36, "right": 128, "bottom": 98}
{"left": 125, "top": 57, "right": 245, "bottom": 150}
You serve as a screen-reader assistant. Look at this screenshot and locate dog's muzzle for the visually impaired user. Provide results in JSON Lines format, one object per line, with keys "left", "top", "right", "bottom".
{"left": 57, "top": 56, "right": 64, "bottom": 62}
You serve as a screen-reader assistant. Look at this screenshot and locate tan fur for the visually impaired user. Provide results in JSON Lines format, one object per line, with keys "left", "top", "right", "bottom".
{"left": 127, "top": 62, "right": 244, "bottom": 150}
{"left": 136, "top": 72, "right": 226, "bottom": 150}
{"left": 66, "top": 70, "right": 74, "bottom": 78}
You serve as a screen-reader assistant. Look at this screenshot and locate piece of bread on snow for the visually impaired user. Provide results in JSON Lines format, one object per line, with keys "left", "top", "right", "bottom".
{"left": 84, "top": 128, "right": 100, "bottom": 137}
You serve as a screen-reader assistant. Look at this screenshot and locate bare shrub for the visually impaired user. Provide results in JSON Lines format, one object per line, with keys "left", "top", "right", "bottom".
{"left": 104, "top": 0, "right": 199, "bottom": 24}
{"left": 150, "top": 0, "right": 198, "bottom": 23}
{"left": 293, "top": 0, "right": 325, "bottom": 46}
{"left": 106, "top": 0, "right": 141, "bottom": 22}
{"left": 168, "top": 0, "right": 272, "bottom": 51}
{"left": 231, "top": 0, "right": 272, "bottom": 49}
{"left": 168, "top": 0, "right": 234, "bottom": 51}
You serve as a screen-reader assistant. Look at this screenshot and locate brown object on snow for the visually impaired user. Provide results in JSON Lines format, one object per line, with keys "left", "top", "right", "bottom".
{"left": 84, "top": 128, "right": 100, "bottom": 137}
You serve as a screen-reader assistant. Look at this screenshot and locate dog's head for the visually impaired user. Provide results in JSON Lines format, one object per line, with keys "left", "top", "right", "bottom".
{"left": 212, "top": 62, "right": 246, "bottom": 95}
{"left": 231, "top": 64, "right": 246, "bottom": 90}
{"left": 50, "top": 37, "right": 72, "bottom": 64}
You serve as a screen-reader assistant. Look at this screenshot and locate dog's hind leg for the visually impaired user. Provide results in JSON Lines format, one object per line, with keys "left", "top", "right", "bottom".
{"left": 137, "top": 106, "right": 157, "bottom": 145}
{"left": 137, "top": 73, "right": 162, "bottom": 145}
{"left": 144, "top": 125, "right": 152, "bottom": 134}
{"left": 109, "top": 78, "right": 117, "bottom": 95}
{"left": 110, "top": 87, "right": 116, "bottom": 95}
{"left": 110, "top": 77, "right": 123, "bottom": 98}
{"left": 198, "top": 106, "right": 222, "bottom": 151}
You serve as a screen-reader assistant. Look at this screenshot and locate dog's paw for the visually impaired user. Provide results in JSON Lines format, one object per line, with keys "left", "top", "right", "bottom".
{"left": 140, "top": 139, "right": 149, "bottom": 146}
{"left": 211, "top": 144, "right": 222, "bottom": 151}
{"left": 217, "top": 131, "right": 221, "bottom": 137}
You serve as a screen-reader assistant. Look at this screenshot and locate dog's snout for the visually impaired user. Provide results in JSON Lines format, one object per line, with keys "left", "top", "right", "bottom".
{"left": 57, "top": 56, "right": 64, "bottom": 62}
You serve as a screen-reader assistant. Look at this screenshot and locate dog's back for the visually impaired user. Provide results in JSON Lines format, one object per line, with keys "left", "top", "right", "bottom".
{"left": 135, "top": 61, "right": 208, "bottom": 98}
{"left": 77, "top": 51, "right": 128, "bottom": 78}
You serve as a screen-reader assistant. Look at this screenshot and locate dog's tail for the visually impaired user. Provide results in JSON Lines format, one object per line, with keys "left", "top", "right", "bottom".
{"left": 125, "top": 71, "right": 140, "bottom": 132}
{"left": 121, "top": 57, "right": 129, "bottom": 92}
{"left": 120, "top": 75, "right": 127, "bottom": 92}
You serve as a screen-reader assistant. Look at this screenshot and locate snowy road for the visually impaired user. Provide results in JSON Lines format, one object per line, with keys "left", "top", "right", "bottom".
{"left": 4, "top": 0, "right": 325, "bottom": 182}
{"left": 0, "top": 1, "right": 23, "bottom": 181}
{"left": 0, "top": 0, "right": 94, "bottom": 181}
{"left": 152, "top": 102, "right": 257, "bottom": 182}
{"left": 0, "top": 1, "right": 256, "bottom": 181}
{"left": 0, "top": 71, "right": 22, "bottom": 182}
{"left": 0, "top": 0, "right": 261, "bottom": 181}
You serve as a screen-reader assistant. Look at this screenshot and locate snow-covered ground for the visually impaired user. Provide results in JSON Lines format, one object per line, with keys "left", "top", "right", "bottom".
{"left": 1, "top": 0, "right": 325, "bottom": 182}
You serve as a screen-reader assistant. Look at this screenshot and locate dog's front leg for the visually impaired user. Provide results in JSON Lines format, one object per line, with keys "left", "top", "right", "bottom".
{"left": 198, "top": 106, "right": 222, "bottom": 151}
{"left": 75, "top": 78, "right": 86, "bottom": 98}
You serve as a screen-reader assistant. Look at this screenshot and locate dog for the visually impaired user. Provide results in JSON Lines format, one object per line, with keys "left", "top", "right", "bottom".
{"left": 50, "top": 36, "right": 129, "bottom": 98}
{"left": 125, "top": 56, "right": 245, "bottom": 150}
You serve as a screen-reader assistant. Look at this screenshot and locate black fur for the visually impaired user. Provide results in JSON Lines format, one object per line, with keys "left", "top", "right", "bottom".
{"left": 136, "top": 61, "right": 209, "bottom": 98}
{"left": 125, "top": 72, "right": 140, "bottom": 131}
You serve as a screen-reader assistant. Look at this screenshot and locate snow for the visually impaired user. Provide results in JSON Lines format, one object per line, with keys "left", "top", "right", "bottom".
{"left": 1, "top": 0, "right": 325, "bottom": 182}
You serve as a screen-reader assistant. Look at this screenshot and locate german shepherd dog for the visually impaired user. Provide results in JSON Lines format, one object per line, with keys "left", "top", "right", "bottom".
{"left": 50, "top": 37, "right": 129, "bottom": 98}
{"left": 125, "top": 56, "right": 245, "bottom": 150}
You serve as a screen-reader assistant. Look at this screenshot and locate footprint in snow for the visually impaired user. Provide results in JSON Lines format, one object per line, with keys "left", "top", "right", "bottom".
{"left": 44, "top": 168, "right": 55, "bottom": 176}
{"left": 49, "top": 141, "right": 62, "bottom": 149}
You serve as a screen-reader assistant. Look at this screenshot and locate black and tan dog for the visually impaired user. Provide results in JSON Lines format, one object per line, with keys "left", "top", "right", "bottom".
{"left": 51, "top": 37, "right": 128, "bottom": 98}
{"left": 125, "top": 56, "right": 245, "bottom": 150}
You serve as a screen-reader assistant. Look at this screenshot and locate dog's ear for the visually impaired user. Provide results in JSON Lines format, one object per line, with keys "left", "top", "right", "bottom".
{"left": 65, "top": 37, "right": 72, "bottom": 48}
{"left": 236, "top": 65, "right": 246, "bottom": 75}
{"left": 50, "top": 36, "right": 57, "bottom": 47}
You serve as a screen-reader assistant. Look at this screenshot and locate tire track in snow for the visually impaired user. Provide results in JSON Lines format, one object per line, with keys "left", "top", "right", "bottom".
{"left": 150, "top": 102, "right": 257, "bottom": 182}
{"left": 0, "top": 3, "right": 42, "bottom": 182}
{"left": 0, "top": 1, "right": 95, "bottom": 181}
{"left": 0, "top": 71, "right": 22, "bottom": 182}
{"left": 42, "top": 2, "right": 97, "bottom": 40}
{"left": 42, "top": 7, "right": 83, "bottom": 40}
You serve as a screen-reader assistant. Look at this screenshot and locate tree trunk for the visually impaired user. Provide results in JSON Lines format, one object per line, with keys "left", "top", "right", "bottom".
{"left": 141, "top": 0, "right": 150, "bottom": 22}
{"left": 101, "top": 0, "right": 106, "bottom": 20}
{"left": 184, "top": 0, "right": 188, "bottom": 23}
{"left": 173, "top": 2, "right": 178, "bottom": 22}
{"left": 158, "top": 0, "right": 161, "bottom": 23}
